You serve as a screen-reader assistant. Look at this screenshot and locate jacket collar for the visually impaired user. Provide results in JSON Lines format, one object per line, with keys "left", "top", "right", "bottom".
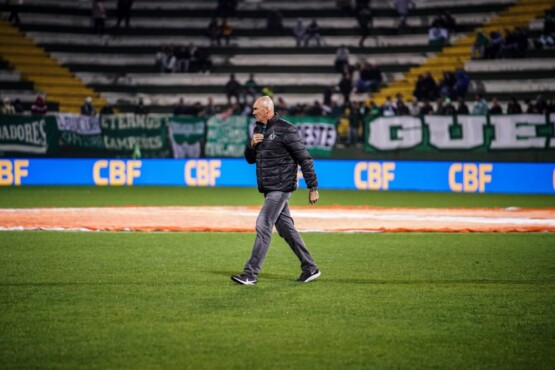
{"left": 266, "top": 113, "right": 280, "bottom": 130}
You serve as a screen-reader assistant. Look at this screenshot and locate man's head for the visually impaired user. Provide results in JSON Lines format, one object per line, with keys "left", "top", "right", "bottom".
{"left": 252, "top": 96, "right": 274, "bottom": 124}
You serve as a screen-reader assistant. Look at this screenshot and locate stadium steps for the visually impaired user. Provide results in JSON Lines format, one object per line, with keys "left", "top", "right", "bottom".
{"left": 0, "top": 18, "right": 104, "bottom": 113}
{"left": 371, "top": 0, "right": 555, "bottom": 104}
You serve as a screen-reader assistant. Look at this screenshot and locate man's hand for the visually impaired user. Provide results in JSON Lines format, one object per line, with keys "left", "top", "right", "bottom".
{"left": 251, "top": 133, "right": 264, "bottom": 147}
{"left": 309, "top": 190, "right": 319, "bottom": 205}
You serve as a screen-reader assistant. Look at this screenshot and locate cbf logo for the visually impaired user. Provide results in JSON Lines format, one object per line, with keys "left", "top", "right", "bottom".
{"left": 269, "top": 131, "right": 276, "bottom": 140}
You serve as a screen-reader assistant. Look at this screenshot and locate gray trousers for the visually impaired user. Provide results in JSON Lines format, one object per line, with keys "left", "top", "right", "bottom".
{"left": 244, "top": 191, "right": 318, "bottom": 278}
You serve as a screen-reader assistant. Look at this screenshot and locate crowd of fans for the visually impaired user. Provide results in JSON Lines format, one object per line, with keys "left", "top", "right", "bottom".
{"left": 471, "top": 28, "right": 529, "bottom": 60}
{"left": 155, "top": 44, "right": 213, "bottom": 74}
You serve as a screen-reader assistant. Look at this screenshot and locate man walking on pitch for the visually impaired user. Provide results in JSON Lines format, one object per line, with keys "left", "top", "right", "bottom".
{"left": 231, "top": 96, "right": 321, "bottom": 285}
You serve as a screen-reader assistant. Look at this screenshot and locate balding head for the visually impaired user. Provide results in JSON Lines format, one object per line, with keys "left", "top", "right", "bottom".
{"left": 252, "top": 96, "right": 275, "bottom": 124}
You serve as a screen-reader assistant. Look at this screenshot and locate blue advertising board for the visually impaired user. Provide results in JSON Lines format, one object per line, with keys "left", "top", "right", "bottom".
{"left": 0, "top": 158, "right": 554, "bottom": 194}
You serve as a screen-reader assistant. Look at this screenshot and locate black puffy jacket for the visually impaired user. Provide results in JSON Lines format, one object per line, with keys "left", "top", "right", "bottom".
{"left": 244, "top": 114, "right": 318, "bottom": 194}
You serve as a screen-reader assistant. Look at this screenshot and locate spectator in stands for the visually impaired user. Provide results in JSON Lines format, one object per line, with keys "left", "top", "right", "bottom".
{"left": 225, "top": 74, "right": 242, "bottom": 105}
{"left": 409, "top": 99, "right": 420, "bottom": 116}
{"left": 293, "top": 19, "right": 306, "bottom": 48}
{"left": 471, "top": 31, "right": 489, "bottom": 59}
{"left": 514, "top": 27, "right": 529, "bottom": 58}
{"left": 1, "top": 97, "right": 16, "bottom": 115}
{"left": 164, "top": 49, "right": 177, "bottom": 73}
{"left": 173, "top": 98, "right": 189, "bottom": 116}
{"left": 547, "top": 98, "right": 555, "bottom": 113}
{"left": 220, "top": 19, "right": 233, "bottom": 46}
{"left": 440, "top": 97, "right": 456, "bottom": 116}
{"left": 175, "top": 45, "right": 191, "bottom": 73}
{"left": 116, "top": 0, "right": 134, "bottom": 28}
{"left": 275, "top": 97, "right": 288, "bottom": 116}
{"left": 536, "top": 10, "right": 555, "bottom": 49}
{"left": 535, "top": 94, "right": 548, "bottom": 114}
{"left": 395, "top": 99, "right": 410, "bottom": 116}
{"left": 394, "top": 0, "right": 415, "bottom": 32}
{"left": 267, "top": 9, "right": 284, "bottom": 36}
{"left": 134, "top": 98, "right": 149, "bottom": 115}
{"left": 81, "top": 97, "right": 96, "bottom": 116}
{"left": 304, "top": 19, "right": 322, "bottom": 47}
{"left": 348, "top": 101, "right": 363, "bottom": 146}
{"left": 92, "top": 0, "right": 106, "bottom": 36}
{"left": 524, "top": 99, "right": 536, "bottom": 113}
{"left": 100, "top": 102, "right": 114, "bottom": 115}
{"left": 338, "top": 72, "right": 353, "bottom": 104}
{"left": 334, "top": 45, "right": 350, "bottom": 73}
{"left": 456, "top": 97, "right": 469, "bottom": 115}
{"left": 507, "top": 96, "right": 522, "bottom": 114}
{"left": 442, "top": 11, "right": 457, "bottom": 34}
{"left": 357, "top": 63, "right": 382, "bottom": 93}
{"left": 428, "top": 13, "right": 450, "bottom": 46}
{"left": 381, "top": 96, "right": 396, "bottom": 117}
{"left": 7, "top": 0, "right": 22, "bottom": 24}
{"left": 31, "top": 95, "right": 47, "bottom": 115}
{"left": 357, "top": 6, "right": 373, "bottom": 48}
{"left": 307, "top": 101, "right": 324, "bottom": 116}
{"left": 12, "top": 98, "right": 24, "bottom": 113}
{"left": 419, "top": 99, "right": 434, "bottom": 115}
{"left": 261, "top": 86, "right": 274, "bottom": 98}
{"left": 201, "top": 97, "right": 214, "bottom": 116}
{"left": 415, "top": 72, "right": 439, "bottom": 101}
{"left": 484, "top": 30, "right": 503, "bottom": 59}
{"left": 243, "top": 74, "right": 260, "bottom": 104}
{"left": 207, "top": 18, "right": 220, "bottom": 47}
{"left": 196, "top": 47, "right": 212, "bottom": 74}
{"left": 453, "top": 69, "right": 470, "bottom": 99}
{"left": 471, "top": 94, "right": 488, "bottom": 115}
{"left": 155, "top": 46, "right": 167, "bottom": 72}
{"left": 435, "top": 98, "right": 444, "bottom": 116}
{"left": 489, "top": 97, "right": 503, "bottom": 115}
{"left": 323, "top": 86, "right": 334, "bottom": 107}
{"left": 438, "top": 71, "right": 455, "bottom": 99}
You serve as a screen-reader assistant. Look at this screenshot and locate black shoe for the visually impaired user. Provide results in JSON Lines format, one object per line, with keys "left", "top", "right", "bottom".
{"left": 296, "top": 269, "right": 321, "bottom": 283}
{"left": 231, "top": 274, "right": 257, "bottom": 285}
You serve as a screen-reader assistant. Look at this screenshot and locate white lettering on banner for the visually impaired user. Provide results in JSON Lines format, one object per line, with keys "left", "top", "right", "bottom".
{"left": 0, "top": 120, "right": 46, "bottom": 146}
{"left": 56, "top": 114, "right": 101, "bottom": 135}
{"left": 354, "top": 162, "right": 395, "bottom": 190}
{"left": 296, "top": 124, "right": 337, "bottom": 150}
{"left": 489, "top": 114, "right": 546, "bottom": 149}
{"left": 368, "top": 117, "right": 422, "bottom": 150}
{"left": 103, "top": 135, "right": 163, "bottom": 150}
{"left": 448, "top": 163, "right": 492, "bottom": 193}
{"left": 426, "top": 116, "right": 487, "bottom": 149}
{"left": 101, "top": 114, "right": 165, "bottom": 130}
{"left": 550, "top": 114, "right": 555, "bottom": 148}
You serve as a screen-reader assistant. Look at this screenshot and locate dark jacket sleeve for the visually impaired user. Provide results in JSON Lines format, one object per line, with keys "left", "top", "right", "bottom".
{"left": 244, "top": 142, "right": 256, "bottom": 164}
{"left": 245, "top": 124, "right": 263, "bottom": 164}
{"left": 284, "top": 125, "right": 318, "bottom": 189}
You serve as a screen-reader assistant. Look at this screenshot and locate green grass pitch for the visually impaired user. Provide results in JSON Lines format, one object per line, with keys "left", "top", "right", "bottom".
{"left": 0, "top": 187, "right": 554, "bottom": 369}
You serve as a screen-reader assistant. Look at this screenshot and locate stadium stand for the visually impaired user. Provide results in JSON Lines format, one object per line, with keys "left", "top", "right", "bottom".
{"left": 0, "top": 0, "right": 553, "bottom": 113}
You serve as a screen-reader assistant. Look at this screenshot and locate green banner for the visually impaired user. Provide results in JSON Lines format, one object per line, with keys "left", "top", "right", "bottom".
{"left": 168, "top": 116, "right": 205, "bottom": 158}
{"left": 205, "top": 115, "right": 249, "bottom": 158}
{"left": 100, "top": 114, "right": 170, "bottom": 157}
{"left": 285, "top": 116, "right": 337, "bottom": 156}
{"left": 56, "top": 113, "right": 105, "bottom": 150}
{"left": 0, "top": 115, "right": 59, "bottom": 155}
{"left": 365, "top": 114, "right": 555, "bottom": 152}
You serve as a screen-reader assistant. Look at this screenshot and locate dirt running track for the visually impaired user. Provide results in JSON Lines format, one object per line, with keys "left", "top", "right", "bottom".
{"left": 0, "top": 206, "right": 554, "bottom": 232}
